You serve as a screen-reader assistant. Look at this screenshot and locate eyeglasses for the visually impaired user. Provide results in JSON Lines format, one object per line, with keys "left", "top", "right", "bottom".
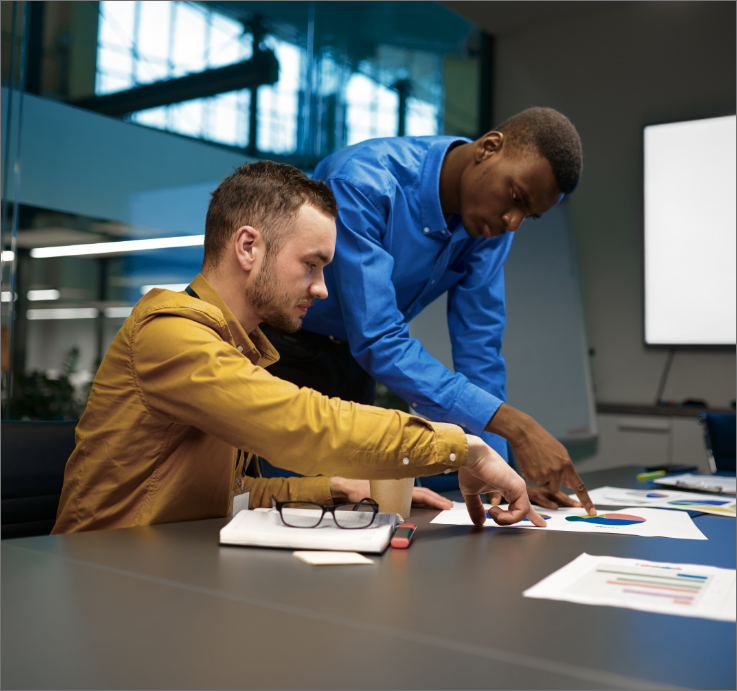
{"left": 271, "top": 496, "right": 379, "bottom": 529}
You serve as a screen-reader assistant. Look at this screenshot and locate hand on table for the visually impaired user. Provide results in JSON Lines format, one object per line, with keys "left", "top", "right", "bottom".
{"left": 486, "top": 404, "right": 596, "bottom": 516}
{"left": 459, "top": 435, "right": 547, "bottom": 528}
{"left": 329, "top": 477, "right": 453, "bottom": 510}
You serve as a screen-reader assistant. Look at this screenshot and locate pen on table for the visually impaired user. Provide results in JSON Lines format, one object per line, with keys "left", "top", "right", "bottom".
{"left": 636, "top": 470, "right": 665, "bottom": 481}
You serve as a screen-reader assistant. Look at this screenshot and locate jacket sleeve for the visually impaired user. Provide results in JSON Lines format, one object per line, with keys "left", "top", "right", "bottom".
{"left": 131, "top": 313, "right": 467, "bottom": 481}
{"left": 240, "top": 475, "right": 334, "bottom": 509}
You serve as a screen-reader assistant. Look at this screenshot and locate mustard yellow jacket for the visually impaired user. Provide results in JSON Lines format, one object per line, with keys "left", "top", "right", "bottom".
{"left": 53, "top": 274, "right": 467, "bottom": 533}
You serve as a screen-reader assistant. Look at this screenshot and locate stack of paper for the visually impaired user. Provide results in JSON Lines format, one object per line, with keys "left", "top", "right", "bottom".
{"left": 653, "top": 473, "right": 736, "bottom": 495}
{"left": 587, "top": 486, "right": 736, "bottom": 517}
{"left": 220, "top": 508, "right": 398, "bottom": 553}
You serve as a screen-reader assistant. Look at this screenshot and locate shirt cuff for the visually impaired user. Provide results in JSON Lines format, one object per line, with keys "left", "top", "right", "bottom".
{"left": 447, "top": 383, "right": 504, "bottom": 436}
{"left": 430, "top": 421, "right": 469, "bottom": 468}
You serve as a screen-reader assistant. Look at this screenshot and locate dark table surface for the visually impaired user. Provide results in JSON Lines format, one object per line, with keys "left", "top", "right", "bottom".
{"left": 2, "top": 466, "right": 735, "bottom": 690}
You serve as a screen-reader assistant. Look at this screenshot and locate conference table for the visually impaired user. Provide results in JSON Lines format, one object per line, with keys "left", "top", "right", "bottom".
{"left": 2, "top": 466, "right": 734, "bottom": 690}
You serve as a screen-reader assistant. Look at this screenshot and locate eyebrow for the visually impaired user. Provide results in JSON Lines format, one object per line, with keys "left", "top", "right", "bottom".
{"left": 517, "top": 187, "right": 541, "bottom": 219}
{"left": 308, "top": 250, "right": 333, "bottom": 265}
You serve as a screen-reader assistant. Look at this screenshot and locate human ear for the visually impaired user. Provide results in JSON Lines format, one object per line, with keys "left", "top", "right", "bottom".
{"left": 476, "top": 131, "right": 504, "bottom": 162}
{"left": 234, "top": 226, "right": 262, "bottom": 272}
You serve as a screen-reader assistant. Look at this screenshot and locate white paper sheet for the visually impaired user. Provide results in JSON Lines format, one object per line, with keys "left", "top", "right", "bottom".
{"left": 523, "top": 553, "right": 736, "bottom": 621}
{"left": 431, "top": 502, "right": 707, "bottom": 540}
{"left": 293, "top": 551, "right": 374, "bottom": 565}
{"left": 587, "top": 486, "right": 736, "bottom": 517}
{"left": 653, "top": 473, "right": 736, "bottom": 494}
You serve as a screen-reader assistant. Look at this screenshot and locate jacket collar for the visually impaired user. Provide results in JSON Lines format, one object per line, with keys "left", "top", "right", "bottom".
{"left": 189, "top": 274, "right": 280, "bottom": 367}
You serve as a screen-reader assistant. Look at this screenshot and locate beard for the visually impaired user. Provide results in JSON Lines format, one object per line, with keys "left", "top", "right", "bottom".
{"left": 245, "top": 254, "right": 307, "bottom": 333}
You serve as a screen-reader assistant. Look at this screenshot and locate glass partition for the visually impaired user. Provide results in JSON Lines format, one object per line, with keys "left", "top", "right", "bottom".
{"left": 1, "top": 0, "right": 487, "bottom": 419}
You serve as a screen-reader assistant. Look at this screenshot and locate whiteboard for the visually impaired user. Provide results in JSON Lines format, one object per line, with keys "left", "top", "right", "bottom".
{"left": 409, "top": 199, "right": 597, "bottom": 443}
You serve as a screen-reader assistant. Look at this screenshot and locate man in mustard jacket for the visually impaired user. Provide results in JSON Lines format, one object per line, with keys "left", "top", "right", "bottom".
{"left": 53, "top": 161, "right": 545, "bottom": 534}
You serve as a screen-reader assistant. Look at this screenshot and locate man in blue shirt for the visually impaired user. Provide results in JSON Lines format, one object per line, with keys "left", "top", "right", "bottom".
{"left": 261, "top": 107, "right": 596, "bottom": 515}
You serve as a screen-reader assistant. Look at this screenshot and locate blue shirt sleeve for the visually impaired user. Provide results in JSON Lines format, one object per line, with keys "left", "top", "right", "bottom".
{"left": 447, "top": 239, "right": 513, "bottom": 459}
{"left": 327, "top": 178, "right": 508, "bottom": 459}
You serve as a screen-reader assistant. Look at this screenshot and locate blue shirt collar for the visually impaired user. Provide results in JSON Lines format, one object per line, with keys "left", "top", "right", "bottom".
{"left": 419, "top": 137, "right": 471, "bottom": 239}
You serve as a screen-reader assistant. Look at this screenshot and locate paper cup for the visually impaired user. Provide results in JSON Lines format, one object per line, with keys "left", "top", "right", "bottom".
{"left": 369, "top": 478, "right": 413, "bottom": 520}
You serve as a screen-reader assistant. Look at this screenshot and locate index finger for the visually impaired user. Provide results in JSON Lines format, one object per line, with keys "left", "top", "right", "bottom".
{"left": 462, "top": 493, "right": 488, "bottom": 526}
{"left": 562, "top": 468, "right": 596, "bottom": 516}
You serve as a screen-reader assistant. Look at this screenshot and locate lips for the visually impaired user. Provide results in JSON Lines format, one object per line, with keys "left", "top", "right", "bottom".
{"left": 483, "top": 223, "right": 508, "bottom": 239}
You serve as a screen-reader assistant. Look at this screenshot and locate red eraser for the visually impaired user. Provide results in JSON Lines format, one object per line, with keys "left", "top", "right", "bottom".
{"left": 391, "top": 522, "right": 417, "bottom": 549}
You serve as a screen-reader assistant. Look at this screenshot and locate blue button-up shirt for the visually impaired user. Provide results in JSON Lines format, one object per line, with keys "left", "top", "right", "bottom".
{"left": 305, "top": 136, "right": 514, "bottom": 458}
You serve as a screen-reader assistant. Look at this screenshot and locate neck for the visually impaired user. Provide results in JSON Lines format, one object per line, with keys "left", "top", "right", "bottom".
{"left": 438, "top": 141, "right": 474, "bottom": 215}
{"left": 201, "top": 266, "right": 261, "bottom": 334}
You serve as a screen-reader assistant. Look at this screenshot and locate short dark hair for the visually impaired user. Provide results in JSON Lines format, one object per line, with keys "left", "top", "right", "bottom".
{"left": 203, "top": 160, "right": 337, "bottom": 270}
{"left": 495, "top": 107, "right": 583, "bottom": 195}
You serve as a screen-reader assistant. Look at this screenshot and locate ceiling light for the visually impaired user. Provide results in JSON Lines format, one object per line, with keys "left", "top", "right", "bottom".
{"left": 1, "top": 291, "right": 18, "bottom": 302}
{"left": 27, "top": 289, "right": 61, "bottom": 301}
{"left": 140, "top": 283, "right": 188, "bottom": 295}
{"left": 27, "top": 308, "right": 99, "bottom": 320}
{"left": 2, "top": 251, "right": 15, "bottom": 262}
{"left": 30, "top": 235, "right": 205, "bottom": 258}
{"left": 104, "top": 306, "right": 133, "bottom": 318}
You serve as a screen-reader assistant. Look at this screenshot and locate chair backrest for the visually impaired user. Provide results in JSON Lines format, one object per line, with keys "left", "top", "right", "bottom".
{"left": 1, "top": 420, "right": 78, "bottom": 539}
{"left": 698, "top": 412, "right": 736, "bottom": 473}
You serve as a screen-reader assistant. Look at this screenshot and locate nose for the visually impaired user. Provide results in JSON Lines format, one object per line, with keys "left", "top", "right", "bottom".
{"left": 502, "top": 211, "right": 526, "bottom": 233}
{"left": 310, "top": 270, "right": 329, "bottom": 300}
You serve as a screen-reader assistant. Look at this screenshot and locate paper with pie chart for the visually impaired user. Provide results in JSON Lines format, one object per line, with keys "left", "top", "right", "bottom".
{"left": 524, "top": 553, "right": 736, "bottom": 621}
{"left": 431, "top": 502, "right": 707, "bottom": 539}
{"left": 587, "top": 486, "right": 736, "bottom": 517}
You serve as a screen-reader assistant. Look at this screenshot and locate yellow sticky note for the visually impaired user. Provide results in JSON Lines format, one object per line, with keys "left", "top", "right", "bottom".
{"left": 293, "top": 551, "right": 374, "bottom": 565}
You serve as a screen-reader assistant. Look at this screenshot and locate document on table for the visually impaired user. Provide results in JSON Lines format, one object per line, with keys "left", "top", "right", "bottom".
{"left": 587, "top": 486, "right": 736, "bottom": 517}
{"left": 431, "top": 502, "right": 707, "bottom": 540}
{"left": 220, "top": 508, "right": 398, "bottom": 553}
{"left": 653, "top": 473, "right": 736, "bottom": 495}
{"left": 523, "top": 553, "right": 736, "bottom": 622}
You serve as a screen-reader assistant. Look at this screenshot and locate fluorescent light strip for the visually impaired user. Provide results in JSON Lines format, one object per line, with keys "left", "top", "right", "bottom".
{"left": 141, "top": 283, "right": 188, "bottom": 295}
{"left": 27, "top": 308, "right": 99, "bottom": 320}
{"left": 104, "top": 306, "right": 133, "bottom": 318}
{"left": 27, "top": 289, "right": 61, "bottom": 301}
{"left": 30, "top": 235, "right": 205, "bottom": 258}
{"left": 2, "top": 251, "right": 15, "bottom": 262}
{"left": 1, "top": 291, "right": 18, "bottom": 302}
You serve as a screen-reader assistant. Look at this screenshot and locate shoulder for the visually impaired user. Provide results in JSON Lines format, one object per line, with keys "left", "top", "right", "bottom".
{"left": 315, "top": 136, "right": 456, "bottom": 195}
{"left": 130, "top": 289, "right": 230, "bottom": 340}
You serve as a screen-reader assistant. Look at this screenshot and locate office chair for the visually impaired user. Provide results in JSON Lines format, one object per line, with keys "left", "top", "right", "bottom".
{"left": 1, "top": 419, "right": 78, "bottom": 539}
{"left": 698, "top": 412, "right": 736, "bottom": 473}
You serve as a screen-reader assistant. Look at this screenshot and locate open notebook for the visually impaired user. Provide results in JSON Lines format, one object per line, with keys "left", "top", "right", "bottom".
{"left": 219, "top": 508, "right": 399, "bottom": 553}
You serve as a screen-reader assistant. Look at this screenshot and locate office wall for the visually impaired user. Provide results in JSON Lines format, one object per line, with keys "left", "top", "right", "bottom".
{"left": 462, "top": 2, "right": 736, "bottom": 408}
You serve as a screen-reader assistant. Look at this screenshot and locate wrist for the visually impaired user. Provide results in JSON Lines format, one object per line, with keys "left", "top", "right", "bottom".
{"left": 485, "top": 403, "right": 531, "bottom": 443}
{"left": 329, "top": 476, "right": 349, "bottom": 503}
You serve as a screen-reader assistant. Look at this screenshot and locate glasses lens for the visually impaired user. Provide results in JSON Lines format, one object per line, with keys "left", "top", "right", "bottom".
{"left": 334, "top": 503, "right": 376, "bottom": 529}
{"left": 279, "top": 503, "right": 324, "bottom": 528}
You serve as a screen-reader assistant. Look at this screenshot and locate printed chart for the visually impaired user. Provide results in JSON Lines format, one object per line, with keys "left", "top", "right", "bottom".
{"left": 587, "top": 486, "right": 736, "bottom": 517}
{"left": 432, "top": 503, "right": 707, "bottom": 539}
{"left": 524, "top": 553, "right": 736, "bottom": 621}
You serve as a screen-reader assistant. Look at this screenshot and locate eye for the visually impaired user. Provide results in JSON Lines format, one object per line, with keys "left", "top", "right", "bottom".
{"left": 306, "top": 262, "right": 317, "bottom": 270}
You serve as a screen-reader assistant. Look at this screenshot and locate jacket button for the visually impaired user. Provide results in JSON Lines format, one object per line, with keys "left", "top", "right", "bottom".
{"left": 237, "top": 345, "right": 243, "bottom": 352}
{"left": 402, "top": 457, "right": 409, "bottom": 465}
{"left": 450, "top": 453, "right": 456, "bottom": 461}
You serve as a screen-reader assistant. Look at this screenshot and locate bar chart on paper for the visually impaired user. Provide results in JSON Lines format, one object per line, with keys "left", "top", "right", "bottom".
{"left": 524, "top": 553, "right": 736, "bottom": 621}
{"left": 571, "top": 562, "right": 709, "bottom": 608}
